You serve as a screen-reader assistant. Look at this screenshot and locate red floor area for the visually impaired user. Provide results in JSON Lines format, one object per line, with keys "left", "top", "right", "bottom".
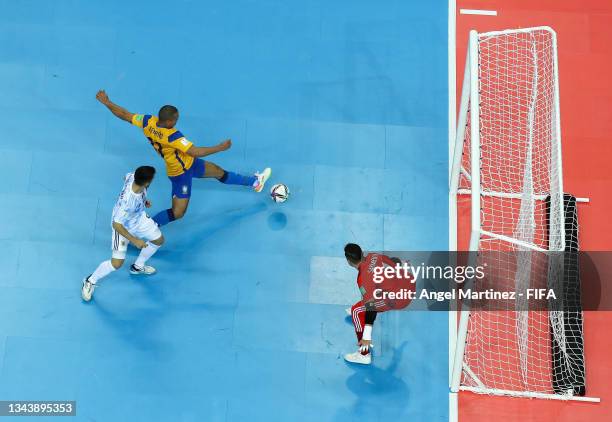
{"left": 456, "top": 1, "right": 612, "bottom": 420}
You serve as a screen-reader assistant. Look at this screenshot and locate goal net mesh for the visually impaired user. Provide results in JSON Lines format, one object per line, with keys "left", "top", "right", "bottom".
{"left": 458, "top": 28, "right": 585, "bottom": 397}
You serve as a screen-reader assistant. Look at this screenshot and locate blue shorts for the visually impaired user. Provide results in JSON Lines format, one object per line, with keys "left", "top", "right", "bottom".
{"left": 169, "top": 158, "right": 206, "bottom": 199}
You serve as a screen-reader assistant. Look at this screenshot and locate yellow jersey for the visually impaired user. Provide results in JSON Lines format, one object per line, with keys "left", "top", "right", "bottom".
{"left": 131, "top": 114, "right": 195, "bottom": 177}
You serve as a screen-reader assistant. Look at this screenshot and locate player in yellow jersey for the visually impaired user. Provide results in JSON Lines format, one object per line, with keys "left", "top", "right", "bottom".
{"left": 96, "top": 90, "right": 271, "bottom": 227}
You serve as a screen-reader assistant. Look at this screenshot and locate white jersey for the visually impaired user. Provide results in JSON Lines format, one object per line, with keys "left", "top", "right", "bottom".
{"left": 111, "top": 173, "right": 147, "bottom": 231}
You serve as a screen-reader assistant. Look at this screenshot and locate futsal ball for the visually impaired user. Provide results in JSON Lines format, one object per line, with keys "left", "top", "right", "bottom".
{"left": 270, "top": 183, "right": 290, "bottom": 203}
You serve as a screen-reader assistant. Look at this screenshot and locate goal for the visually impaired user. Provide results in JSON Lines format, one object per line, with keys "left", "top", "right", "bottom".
{"left": 449, "top": 27, "right": 598, "bottom": 402}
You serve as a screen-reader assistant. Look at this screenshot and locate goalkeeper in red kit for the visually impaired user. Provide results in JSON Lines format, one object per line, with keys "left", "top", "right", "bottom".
{"left": 343, "top": 243, "right": 415, "bottom": 365}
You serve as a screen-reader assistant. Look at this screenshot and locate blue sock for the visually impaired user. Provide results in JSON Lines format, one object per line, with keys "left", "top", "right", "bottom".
{"left": 219, "top": 171, "right": 256, "bottom": 187}
{"left": 152, "top": 209, "right": 175, "bottom": 227}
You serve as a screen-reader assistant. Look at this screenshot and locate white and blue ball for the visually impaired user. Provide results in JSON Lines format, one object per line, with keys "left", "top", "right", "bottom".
{"left": 270, "top": 183, "right": 290, "bottom": 203}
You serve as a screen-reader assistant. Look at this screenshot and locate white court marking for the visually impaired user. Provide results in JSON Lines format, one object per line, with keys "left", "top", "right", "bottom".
{"left": 449, "top": 0, "right": 458, "bottom": 421}
{"left": 460, "top": 9, "right": 498, "bottom": 16}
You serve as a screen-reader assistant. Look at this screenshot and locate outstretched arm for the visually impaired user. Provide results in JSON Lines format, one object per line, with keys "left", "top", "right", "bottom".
{"left": 96, "top": 90, "right": 135, "bottom": 123}
{"left": 185, "top": 139, "right": 232, "bottom": 158}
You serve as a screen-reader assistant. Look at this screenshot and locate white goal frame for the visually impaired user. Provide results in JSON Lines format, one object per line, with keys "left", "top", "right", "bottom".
{"left": 449, "top": 27, "right": 600, "bottom": 403}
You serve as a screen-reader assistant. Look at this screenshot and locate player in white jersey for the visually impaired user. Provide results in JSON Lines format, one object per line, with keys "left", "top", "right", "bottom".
{"left": 82, "top": 166, "right": 164, "bottom": 301}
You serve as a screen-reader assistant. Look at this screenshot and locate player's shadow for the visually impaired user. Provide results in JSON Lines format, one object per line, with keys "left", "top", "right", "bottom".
{"left": 90, "top": 296, "right": 170, "bottom": 355}
{"left": 91, "top": 292, "right": 237, "bottom": 356}
{"left": 338, "top": 341, "right": 410, "bottom": 420}
{"left": 118, "top": 200, "right": 268, "bottom": 304}
{"left": 181, "top": 200, "right": 267, "bottom": 243}
{"left": 89, "top": 201, "right": 266, "bottom": 353}
{"left": 153, "top": 200, "right": 268, "bottom": 271}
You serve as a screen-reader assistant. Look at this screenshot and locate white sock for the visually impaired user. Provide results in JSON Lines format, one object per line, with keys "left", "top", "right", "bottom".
{"left": 134, "top": 243, "right": 160, "bottom": 268}
{"left": 89, "top": 260, "right": 116, "bottom": 284}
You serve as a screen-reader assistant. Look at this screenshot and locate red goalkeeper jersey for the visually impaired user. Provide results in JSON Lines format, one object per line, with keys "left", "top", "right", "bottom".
{"left": 356, "top": 253, "right": 415, "bottom": 311}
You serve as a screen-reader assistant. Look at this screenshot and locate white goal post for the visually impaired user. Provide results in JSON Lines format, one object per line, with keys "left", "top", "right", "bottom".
{"left": 449, "top": 27, "right": 600, "bottom": 402}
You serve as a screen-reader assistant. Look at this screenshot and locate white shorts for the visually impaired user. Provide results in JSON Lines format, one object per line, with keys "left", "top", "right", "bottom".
{"left": 111, "top": 214, "right": 162, "bottom": 260}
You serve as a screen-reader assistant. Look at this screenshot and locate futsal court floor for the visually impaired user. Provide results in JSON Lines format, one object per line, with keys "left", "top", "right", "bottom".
{"left": 0, "top": 1, "right": 449, "bottom": 421}
{"left": 2, "top": 1, "right": 610, "bottom": 421}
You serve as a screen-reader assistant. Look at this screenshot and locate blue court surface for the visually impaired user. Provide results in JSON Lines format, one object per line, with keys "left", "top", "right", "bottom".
{"left": 0, "top": 1, "right": 449, "bottom": 421}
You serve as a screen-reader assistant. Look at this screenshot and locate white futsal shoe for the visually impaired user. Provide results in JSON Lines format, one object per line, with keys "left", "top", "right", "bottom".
{"left": 344, "top": 350, "right": 372, "bottom": 365}
{"left": 253, "top": 168, "right": 272, "bottom": 193}
{"left": 345, "top": 307, "right": 352, "bottom": 316}
{"left": 130, "top": 264, "right": 156, "bottom": 275}
{"left": 81, "top": 277, "right": 96, "bottom": 302}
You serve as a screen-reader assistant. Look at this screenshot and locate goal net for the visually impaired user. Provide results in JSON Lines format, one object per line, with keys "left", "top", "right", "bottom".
{"left": 450, "top": 27, "right": 596, "bottom": 401}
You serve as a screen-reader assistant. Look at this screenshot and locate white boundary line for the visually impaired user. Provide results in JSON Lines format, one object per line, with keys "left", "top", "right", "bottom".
{"left": 460, "top": 9, "right": 497, "bottom": 16}
{"left": 448, "top": 5, "right": 457, "bottom": 247}
{"left": 448, "top": 1, "right": 458, "bottom": 422}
